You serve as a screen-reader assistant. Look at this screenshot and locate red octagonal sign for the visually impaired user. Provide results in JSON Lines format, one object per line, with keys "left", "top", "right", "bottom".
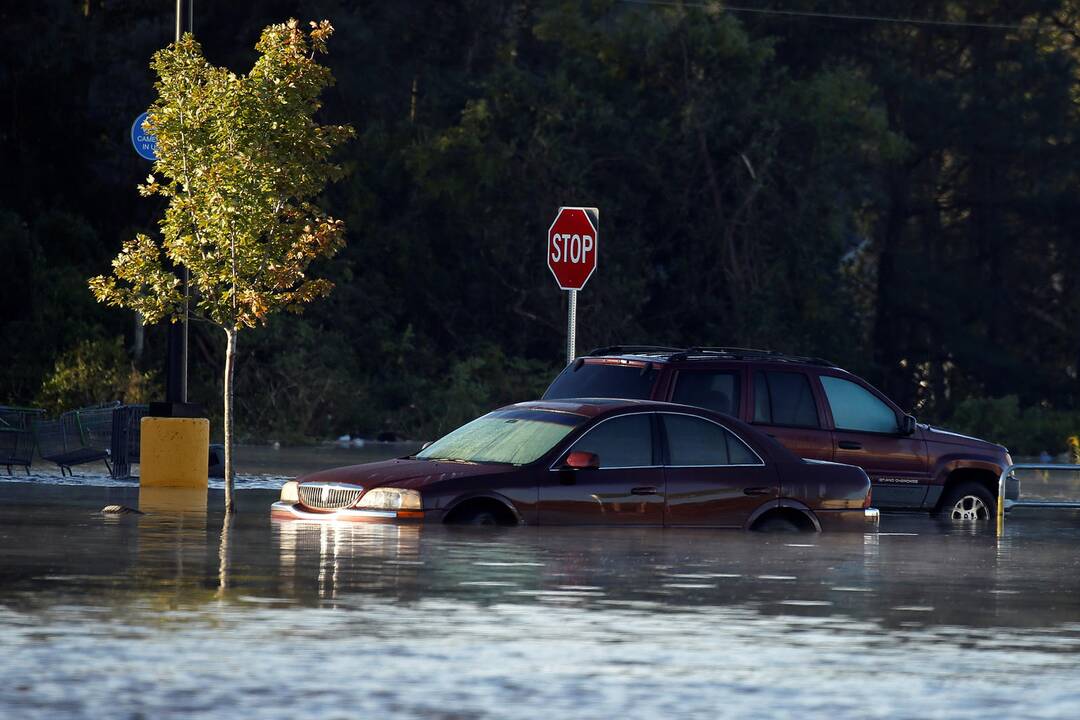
{"left": 547, "top": 207, "right": 599, "bottom": 291}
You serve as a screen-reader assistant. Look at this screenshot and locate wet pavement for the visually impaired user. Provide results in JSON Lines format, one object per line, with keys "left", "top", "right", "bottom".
{"left": 2, "top": 452, "right": 1080, "bottom": 718}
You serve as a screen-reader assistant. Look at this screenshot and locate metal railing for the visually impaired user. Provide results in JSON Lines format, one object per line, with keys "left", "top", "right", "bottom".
{"left": 997, "top": 463, "right": 1080, "bottom": 534}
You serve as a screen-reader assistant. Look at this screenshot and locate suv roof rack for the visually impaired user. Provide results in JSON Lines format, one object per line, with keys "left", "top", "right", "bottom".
{"left": 587, "top": 345, "right": 835, "bottom": 367}
{"left": 675, "top": 347, "right": 835, "bottom": 366}
{"left": 587, "top": 345, "right": 686, "bottom": 356}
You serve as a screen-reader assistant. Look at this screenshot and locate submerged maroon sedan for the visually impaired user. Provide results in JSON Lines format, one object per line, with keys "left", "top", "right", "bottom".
{"left": 272, "top": 399, "right": 878, "bottom": 531}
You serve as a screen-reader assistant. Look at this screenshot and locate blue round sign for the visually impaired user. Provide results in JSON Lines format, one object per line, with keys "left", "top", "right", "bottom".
{"left": 131, "top": 112, "right": 157, "bottom": 161}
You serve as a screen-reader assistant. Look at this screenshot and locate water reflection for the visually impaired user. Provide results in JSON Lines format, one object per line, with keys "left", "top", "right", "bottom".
{"left": 2, "top": 506, "right": 1080, "bottom": 718}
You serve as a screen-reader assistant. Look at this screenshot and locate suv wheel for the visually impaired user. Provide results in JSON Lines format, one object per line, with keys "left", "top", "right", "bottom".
{"left": 939, "top": 482, "right": 995, "bottom": 521}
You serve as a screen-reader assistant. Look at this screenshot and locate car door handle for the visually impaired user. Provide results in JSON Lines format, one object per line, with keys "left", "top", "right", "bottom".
{"left": 838, "top": 441, "right": 863, "bottom": 450}
{"left": 630, "top": 486, "right": 658, "bottom": 496}
{"left": 743, "top": 486, "right": 773, "bottom": 496}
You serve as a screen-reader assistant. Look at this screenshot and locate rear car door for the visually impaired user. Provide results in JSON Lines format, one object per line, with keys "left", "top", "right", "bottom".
{"left": 817, "top": 374, "right": 929, "bottom": 508}
{"left": 750, "top": 369, "right": 834, "bottom": 461}
{"left": 539, "top": 413, "right": 665, "bottom": 525}
{"left": 660, "top": 412, "right": 778, "bottom": 528}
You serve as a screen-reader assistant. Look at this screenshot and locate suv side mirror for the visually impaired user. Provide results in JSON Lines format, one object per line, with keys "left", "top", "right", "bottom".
{"left": 901, "top": 415, "right": 917, "bottom": 436}
{"left": 563, "top": 451, "right": 600, "bottom": 470}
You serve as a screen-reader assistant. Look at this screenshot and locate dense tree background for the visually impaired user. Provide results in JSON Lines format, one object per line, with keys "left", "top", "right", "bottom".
{"left": 2, "top": 0, "right": 1080, "bottom": 451}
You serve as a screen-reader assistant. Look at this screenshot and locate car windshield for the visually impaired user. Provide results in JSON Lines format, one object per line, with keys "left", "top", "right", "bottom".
{"left": 416, "top": 409, "right": 584, "bottom": 465}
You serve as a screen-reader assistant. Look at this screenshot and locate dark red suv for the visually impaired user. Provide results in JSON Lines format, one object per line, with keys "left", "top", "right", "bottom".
{"left": 543, "top": 346, "right": 1012, "bottom": 521}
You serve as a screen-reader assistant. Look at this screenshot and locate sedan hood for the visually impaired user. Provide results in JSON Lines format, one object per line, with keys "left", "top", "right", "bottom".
{"left": 297, "top": 457, "right": 513, "bottom": 490}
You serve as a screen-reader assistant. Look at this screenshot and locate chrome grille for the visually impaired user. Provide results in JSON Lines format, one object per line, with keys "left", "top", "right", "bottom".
{"left": 298, "top": 482, "right": 364, "bottom": 510}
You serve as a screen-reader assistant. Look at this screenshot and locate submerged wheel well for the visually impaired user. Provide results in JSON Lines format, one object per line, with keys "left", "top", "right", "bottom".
{"left": 937, "top": 468, "right": 998, "bottom": 510}
{"left": 750, "top": 507, "right": 818, "bottom": 532}
{"left": 443, "top": 497, "right": 519, "bottom": 526}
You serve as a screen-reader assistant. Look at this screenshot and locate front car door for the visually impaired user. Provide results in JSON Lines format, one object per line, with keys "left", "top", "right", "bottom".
{"left": 750, "top": 369, "right": 834, "bottom": 461}
{"left": 539, "top": 413, "right": 665, "bottom": 525}
{"left": 816, "top": 373, "right": 929, "bottom": 508}
{"left": 660, "top": 412, "right": 779, "bottom": 527}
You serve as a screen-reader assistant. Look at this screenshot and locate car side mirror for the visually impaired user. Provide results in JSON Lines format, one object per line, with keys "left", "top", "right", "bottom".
{"left": 901, "top": 415, "right": 917, "bottom": 436}
{"left": 563, "top": 451, "right": 599, "bottom": 470}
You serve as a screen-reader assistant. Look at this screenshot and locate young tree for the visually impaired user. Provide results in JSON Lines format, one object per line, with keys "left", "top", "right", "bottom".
{"left": 90, "top": 19, "right": 353, "bottom": 513}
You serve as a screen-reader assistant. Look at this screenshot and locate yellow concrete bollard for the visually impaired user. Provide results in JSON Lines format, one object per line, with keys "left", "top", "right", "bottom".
{"left": 139, "top": 417, "right": 210, "bottom": 489}
{"left": 139, "top": 486, "right": 208, "bottom": 515}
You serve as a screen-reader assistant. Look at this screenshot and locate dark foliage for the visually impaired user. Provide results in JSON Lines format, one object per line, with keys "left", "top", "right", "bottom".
{"left": 2, "top": 1, "right": 1079, "bottom": 447}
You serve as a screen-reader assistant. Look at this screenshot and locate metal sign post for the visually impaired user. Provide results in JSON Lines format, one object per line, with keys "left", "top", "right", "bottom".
{"left": 566, "top": 289, "right": 577, "bottom": 364}
{"left": 547, "top": 207, "right": 598, "bottom": 365}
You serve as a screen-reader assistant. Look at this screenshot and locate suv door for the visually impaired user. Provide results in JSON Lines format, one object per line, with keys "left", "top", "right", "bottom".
{"left": 817, "top": 373, "right": 929, "bottom": 508}
{"left": 668, "top": 367, "right": 744, "bottom": 417}
{"left": 660, "top": 412, "right": 778, "bottom": 527}
{"left": 749, "top": 369, "right": 834, "bottom": 461}
{"left": 539, "top": 413, "right": 665, "bottom": 525}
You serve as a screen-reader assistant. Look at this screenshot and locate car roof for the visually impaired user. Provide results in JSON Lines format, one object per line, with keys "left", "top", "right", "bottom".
{"left": 582, "top": 345, "right": 837, "bottom": 368}
{"left": 509, "top": 398, "right": 654, "bottom": 418}
{"left": 505, "top": 398, "right": 801, "bottom": 464}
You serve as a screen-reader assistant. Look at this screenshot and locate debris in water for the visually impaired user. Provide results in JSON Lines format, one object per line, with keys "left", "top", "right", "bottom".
{"left": 101, "top": 505, "right": 142, "bottom": 515}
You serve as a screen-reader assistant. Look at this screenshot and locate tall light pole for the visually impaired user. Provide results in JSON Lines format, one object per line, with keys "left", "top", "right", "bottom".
{"left": 165, "top": 0, "right": 192, "bottom": 406}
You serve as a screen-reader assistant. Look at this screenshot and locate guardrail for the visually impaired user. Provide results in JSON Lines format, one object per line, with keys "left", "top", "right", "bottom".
{"left": 997, "top": 463, "right": 1080, "bottom": 534}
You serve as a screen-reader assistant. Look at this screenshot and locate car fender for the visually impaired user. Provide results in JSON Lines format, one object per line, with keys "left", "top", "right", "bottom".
{"left": 441, "top": 490, "right": 525, "bottom": 525}
{"left": 930, "top": 455, "right": 1004, "bottom": 486}
{"left": 743, "top": 498, "right": 822, "bottom": 532}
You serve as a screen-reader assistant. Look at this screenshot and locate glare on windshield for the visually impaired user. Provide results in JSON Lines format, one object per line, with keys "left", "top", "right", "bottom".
{"left": 416, "top": 409, "right": 583, "bottom": 465}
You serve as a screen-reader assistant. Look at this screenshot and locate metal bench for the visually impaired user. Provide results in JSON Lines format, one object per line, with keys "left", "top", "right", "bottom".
{"left": 0, "top": 406, "right": 44, "bottom": 474}
{"left": 110, "top": 404, "right": 148, "bottom": 479}
{"left": 34, "top": 402, "right": 120, "bottom": 476}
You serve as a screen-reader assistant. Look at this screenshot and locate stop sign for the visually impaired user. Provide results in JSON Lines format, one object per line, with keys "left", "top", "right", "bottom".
{"left": 547, "top": 207, "right": 598, "bottom": 291}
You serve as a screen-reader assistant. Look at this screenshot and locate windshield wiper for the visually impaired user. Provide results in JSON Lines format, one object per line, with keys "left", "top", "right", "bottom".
{"left": 424, "top": 456, "right": 478, "bottom": 465}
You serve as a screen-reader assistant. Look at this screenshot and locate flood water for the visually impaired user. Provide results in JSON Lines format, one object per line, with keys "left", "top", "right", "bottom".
{"left": 2, "top": 449, "right": 1080, "bottom": 718}
{"left": 1, "top": 503, "right": 1079, "bottom": 718}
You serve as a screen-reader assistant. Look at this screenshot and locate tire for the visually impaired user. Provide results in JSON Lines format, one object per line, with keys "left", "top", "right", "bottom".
{"left": 446, "top": 503, "right": 514, "bottom": 526}
{"left": 461, "top": 510, "right": 500, "bottom": 526}
{"left": 754, "top": 515, "right": 802, "bottom": 533}
{"left": 938, "top": 482, "right": 996, "bottom": 521}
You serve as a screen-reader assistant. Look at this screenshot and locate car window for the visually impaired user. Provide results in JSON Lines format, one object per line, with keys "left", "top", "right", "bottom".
{"left": 753, "top": 371, "right": 820, "bottom": 428}
{"left": 726, "top": 432, "right": 760, "bottom": 464}
{"left": 571, "top": 414, "right": 653, "bottom": 468}
{"left": 662, "top": 414, "right": 761, "bottom": 466}
{"left": 820, "top": 376, "right": 899, "bottom": 434}
{"left": 543, "top": 362, "right": 657, "bottom": 400}
{"left": 671, "top": 371, "right": 740, "bottom": 416}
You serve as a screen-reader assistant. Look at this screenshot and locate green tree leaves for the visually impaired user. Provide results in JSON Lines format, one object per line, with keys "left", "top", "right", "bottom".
{"left": 90, "top": 20, "right": 353, "bottom": 333}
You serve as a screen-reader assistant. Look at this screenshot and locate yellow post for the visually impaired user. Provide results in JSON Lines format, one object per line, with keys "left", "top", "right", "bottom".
{"left": 996, "top": 477, "right": 1005, "bottom": 537}
{"left": 139, "top": 417, "right": 210, "bottom": 489}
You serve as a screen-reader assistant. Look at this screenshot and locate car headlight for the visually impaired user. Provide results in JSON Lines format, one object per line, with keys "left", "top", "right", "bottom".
{"left": 280, "top": 480, "right": 299, "bottom": 504}
{"left": 355, "top": 487, "right": 422, "bottom": 511}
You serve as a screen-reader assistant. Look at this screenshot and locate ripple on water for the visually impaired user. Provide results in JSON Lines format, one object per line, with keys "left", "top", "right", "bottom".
{"left": 2, "top": 506, "right": 1080, "bottom": 719}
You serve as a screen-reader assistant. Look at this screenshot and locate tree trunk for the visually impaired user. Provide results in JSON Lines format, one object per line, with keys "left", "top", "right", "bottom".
{"left": 223, "top": 327, "right": 237, "bottom": 514}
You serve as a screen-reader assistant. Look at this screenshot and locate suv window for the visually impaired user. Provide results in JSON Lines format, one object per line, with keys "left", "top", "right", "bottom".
{"left": 820, "top": 376, "right": 899, "bottom": 434}
{"left": 753, "top": 371, "right": 820, "bottom": 428}
{"left": 571, "top": 414, "right": 654, "bottom": 468}
{"left": 661, "top": 414, "right": 761, "bottom": 466}
{"left": 544, "top": 363, "right": 657, "bottom": 400}
{"left": 671, "top": 371, "right": 740, "bottom": 416}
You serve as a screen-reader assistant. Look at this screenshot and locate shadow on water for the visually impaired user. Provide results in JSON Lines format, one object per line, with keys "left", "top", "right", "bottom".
{"left": 1, "top": 499, "right": 1080, "bottom": 718}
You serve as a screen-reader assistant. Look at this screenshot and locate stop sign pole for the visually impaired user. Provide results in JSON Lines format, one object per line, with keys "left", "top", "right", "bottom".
{"left": 547, "top": 207, "right": 599, "bottom": 364}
